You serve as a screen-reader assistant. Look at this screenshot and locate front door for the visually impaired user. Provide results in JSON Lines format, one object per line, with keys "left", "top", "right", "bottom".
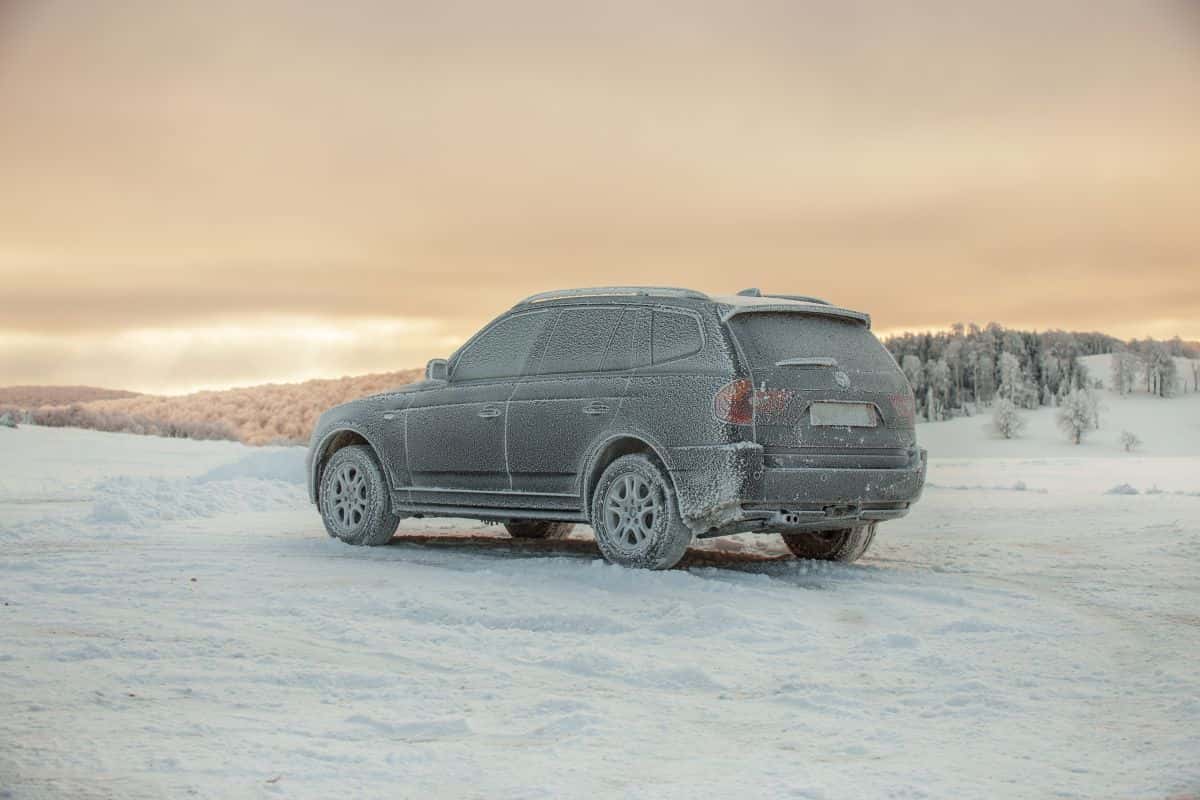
{"left": 406, "top": 381, "right": 514, "bottom": 493}
{"left": 406, "top": 309, "right": 555, "bottom": 499}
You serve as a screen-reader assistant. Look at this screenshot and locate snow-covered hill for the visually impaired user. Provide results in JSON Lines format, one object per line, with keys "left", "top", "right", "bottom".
{"left": 920, "top": 354, "right": 1200, "bottom": 459}
{"left": 1, "top": 421, "right": 1198, "bottom": 798}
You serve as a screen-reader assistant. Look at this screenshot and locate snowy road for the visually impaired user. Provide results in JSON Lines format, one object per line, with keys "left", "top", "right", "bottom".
{"left": 2, "top": 426, "right": 1199, "bottom": 799}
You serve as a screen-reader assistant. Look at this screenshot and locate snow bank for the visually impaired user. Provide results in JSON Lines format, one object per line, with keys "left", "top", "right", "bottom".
{"left": 0, "top": 432, "right": 307, "bottom": 537}
{"left": 196, "top": 448, "right": 306, "bottom": 485}
{"left": 87, "top": 473, "right": 305, "bottom": 527}
{"left": 86, "top": 448, "right": 307, "bottom": 528}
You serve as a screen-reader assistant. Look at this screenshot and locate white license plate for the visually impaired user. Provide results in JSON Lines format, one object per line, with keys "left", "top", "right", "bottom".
{"left": 809, "top": 402, "right": 877, "bottom": 427}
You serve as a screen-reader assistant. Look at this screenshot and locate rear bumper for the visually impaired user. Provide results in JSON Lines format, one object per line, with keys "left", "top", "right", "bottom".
{"left": 668, "top": 443, "right": 927, "bottom": 537}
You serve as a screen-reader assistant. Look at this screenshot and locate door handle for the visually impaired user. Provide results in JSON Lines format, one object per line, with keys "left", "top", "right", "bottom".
{"left": 582, "top": 402, "right": 611, "bottom": 416}
{"left": 477, "top": 406, "right": 501, "bottom": 419}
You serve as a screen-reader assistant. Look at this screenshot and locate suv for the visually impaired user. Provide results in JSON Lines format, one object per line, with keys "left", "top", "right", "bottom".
{"left": 307, "top": 287, "right": 926, "bottom": 569}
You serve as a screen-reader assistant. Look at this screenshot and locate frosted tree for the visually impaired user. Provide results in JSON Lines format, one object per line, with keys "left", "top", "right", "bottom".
{"left": 998, "top": 352, "right": 1023, "bottom": 402}
{"left": 1057, "top": 389, "right": 1097, "bottom": 445}
{"left": 1074, "top": 360, "right": 1091, "bottom": 391}
{"left": 1147, "top": 347, "right": 1178, "bottom": 397}
{"left": 1110, "top": 351, "right": 1137, "bottom": 395}
{"left": 0, "top": 411, "right": 16, "bottom": 428}
{"left": 1119, "top": 430, "right": 1141, "bottom": 452}
{"left": 1192, "top": 360, "right": 1200, "bottom": 393}
{"left": 901, "top": 355, "right": 924, "bottom": 416}
{"left": 991, "top": 398, "right": 1025, "bottom": 439}
{"left": 944, "top": 336, "right": 964, "bottom": 408}
{"left": 974, "top": 352, "right": 996, "bottom": 405}
{"left": 1040, "top": 352, "right": 1062, "bottom": 397}
{"left": 926, "top": 358, "right": 952, "bottom": 420}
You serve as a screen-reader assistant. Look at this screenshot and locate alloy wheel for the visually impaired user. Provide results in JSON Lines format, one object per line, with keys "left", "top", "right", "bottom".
{"left": 602, "top": 473, "right": 659, "bottom": 552}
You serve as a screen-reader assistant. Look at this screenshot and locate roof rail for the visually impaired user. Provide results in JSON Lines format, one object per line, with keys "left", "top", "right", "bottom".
{"left": 736, "top": 288, "right": 829, "bottom": 305}
{"left": 517, "top": 286, "right": 709, "bottom": 305}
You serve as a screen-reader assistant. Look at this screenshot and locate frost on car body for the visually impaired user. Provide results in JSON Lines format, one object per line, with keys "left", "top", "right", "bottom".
{"left": 307, "top": 287, "right": 927, "bottom": 569}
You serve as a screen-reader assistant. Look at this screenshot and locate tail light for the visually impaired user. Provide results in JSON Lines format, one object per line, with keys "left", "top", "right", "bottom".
{"left": 713, "top": 379, "right": 754, "bottom": 425}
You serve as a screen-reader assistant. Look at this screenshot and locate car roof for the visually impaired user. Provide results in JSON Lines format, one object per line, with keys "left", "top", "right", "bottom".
{"left": 512, "top": 287, "right": 870, "bottom": 327}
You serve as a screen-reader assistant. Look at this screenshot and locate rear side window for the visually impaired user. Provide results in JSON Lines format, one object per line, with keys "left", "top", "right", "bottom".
{"left": 652, "top": 310, "right": 703, "bottom": 364}
{"left": 452, "top": 310, "right": 552, "bottom": 382}
{"left": 537, "top": 306, "right": 625, "bottom": 374}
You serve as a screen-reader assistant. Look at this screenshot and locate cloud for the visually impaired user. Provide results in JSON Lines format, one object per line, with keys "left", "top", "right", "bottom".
{"left": 0, "top": 316, "right": 465, "bottom": 394}
{"left": 0, "top": 0, "right": 1198, "bottom": 387}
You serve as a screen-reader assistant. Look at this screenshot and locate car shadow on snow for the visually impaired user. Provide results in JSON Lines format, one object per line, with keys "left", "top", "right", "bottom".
{"left": 378, "top": 530, "right": 875, "bottom": 581}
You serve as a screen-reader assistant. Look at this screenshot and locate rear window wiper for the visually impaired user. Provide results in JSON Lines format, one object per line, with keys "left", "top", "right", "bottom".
{"left": 774, "top": 357, "right": 838, "bottom": 368}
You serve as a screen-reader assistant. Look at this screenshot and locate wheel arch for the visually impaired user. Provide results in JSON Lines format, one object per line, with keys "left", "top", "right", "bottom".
{"left": 310, "top": 428, "right": 385, "bottom": 503}
{"left": 578, "top": 432, "right": 674, "bottom": 515}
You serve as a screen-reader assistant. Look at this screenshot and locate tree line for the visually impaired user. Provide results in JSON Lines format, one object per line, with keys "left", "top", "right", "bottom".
{"left": 883, "top": 323, "right": 1197, "bottom": 421}
{"left": 0, "top": 369, "right": 423, "bottom": 446}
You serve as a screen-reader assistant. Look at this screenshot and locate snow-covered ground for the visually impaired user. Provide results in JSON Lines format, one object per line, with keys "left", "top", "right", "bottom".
{"left": 3, "top": 396, "right": 1200, "bottom": 798}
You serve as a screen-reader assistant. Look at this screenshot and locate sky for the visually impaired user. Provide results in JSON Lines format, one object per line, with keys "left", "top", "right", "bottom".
{"left": 1, "top": 0, "right": 1198, "bottom": 394}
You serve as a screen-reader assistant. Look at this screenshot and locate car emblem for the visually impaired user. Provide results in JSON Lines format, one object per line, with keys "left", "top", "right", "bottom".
{"left": 834, "top": 370, "right": 850, "bottom": 389}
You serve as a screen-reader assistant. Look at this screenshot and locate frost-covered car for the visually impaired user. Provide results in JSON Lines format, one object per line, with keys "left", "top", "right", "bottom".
{"left": 307, "top": 287, "right": 926, "bottom": 569}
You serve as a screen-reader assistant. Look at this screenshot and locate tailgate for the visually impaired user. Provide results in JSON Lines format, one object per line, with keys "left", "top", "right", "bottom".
{"left": 725, "top": 311, "right": 916, "bottom": 458}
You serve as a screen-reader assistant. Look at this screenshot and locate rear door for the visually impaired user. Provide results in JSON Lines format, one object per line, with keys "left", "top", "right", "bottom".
{"left": 724, "top": 311, "right": 916, "bottom": 466}
{"left": 507, "top": 305, "right": 635, "bottom": 496}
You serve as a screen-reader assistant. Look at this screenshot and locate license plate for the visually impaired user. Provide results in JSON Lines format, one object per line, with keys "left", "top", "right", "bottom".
{"left": 809, "top": 401, "right": 877, "bottom": 427}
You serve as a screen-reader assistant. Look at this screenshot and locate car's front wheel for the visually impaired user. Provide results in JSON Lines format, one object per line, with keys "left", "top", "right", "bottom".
{"left": 318, "top": 445, "right": 398, "bottom": 546}
{"left": 590, "top": 454, "right": 692, "bottom": 570}
{"left": 781, "top": 523, "right": 877, "bottom": 562}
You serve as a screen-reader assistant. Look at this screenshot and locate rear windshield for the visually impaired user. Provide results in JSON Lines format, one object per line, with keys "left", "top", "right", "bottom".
{"left": 727, "top": 313, "right": 896, "bottom": 371}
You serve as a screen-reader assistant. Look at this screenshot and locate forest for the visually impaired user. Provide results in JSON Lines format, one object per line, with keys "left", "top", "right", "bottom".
{"left": 883, "top": 323, "right": 1198, "bottom": 421}
{"left": 0, "top": 370, "right": 422, "bottom": 445}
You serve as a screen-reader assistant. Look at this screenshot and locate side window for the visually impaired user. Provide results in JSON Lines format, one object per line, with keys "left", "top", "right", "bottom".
{"left": 537, "top": 306, "right": 624, "bottom": 375}
{"left": 452, "top": 311, "right": 552, "bottom": 382}
{"left": 600, "top": 307, "right": 651, "bottom": 371}
{"left": 652, "top": 310, "right": 703, "bottom": 364}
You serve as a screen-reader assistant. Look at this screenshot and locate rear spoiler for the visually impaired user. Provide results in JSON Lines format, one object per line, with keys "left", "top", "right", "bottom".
{"left": 720, "top": 302, "right": 871, "bottom": 329}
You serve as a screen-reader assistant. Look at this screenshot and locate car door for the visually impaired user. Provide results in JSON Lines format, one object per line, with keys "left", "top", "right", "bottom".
{"left": 507, "top": 305, "right": 648, "bottom": 497}
{"left": 406, "top": 309, "right": 555, "bottom": 498}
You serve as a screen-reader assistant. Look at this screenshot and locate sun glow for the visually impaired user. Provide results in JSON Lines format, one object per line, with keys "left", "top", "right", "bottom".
{"left": 0, "top": 316, "right": 467, "bottom": 395}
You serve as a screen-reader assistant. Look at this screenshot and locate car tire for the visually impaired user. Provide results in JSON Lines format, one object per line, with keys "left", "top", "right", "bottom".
{"left": 781, "top": 523, "right": 877, "bottom": 562}
{"left": 590, "top": 454, "right": 692, "bottom": 570}
{"left": 504, "top": 520, "right": 575, "bottom": 539}
{"left": 318, "top": 445, "right": 398, "bottom": 547}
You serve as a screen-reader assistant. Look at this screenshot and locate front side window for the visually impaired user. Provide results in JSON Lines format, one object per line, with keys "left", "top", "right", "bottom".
{"left": 452, "top": 310, "right": 553, "bottom": 382}
{"left": 536, "top": 306, "right": 625, "bottom": 375}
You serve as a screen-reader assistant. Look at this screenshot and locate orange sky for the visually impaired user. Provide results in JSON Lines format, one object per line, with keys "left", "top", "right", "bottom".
{"left": 1, "top": 0, "right": 1198, "bottom": 393}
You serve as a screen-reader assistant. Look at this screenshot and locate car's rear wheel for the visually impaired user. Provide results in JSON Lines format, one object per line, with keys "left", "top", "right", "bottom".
{"left": 590, "top": 454, "right": 692, "bottom": 570}
{"left": 781, "top": 523, "right": 877, "bottom": 562}
{"left": 318, "top": 445, "right": 398, "bottom": 546}
{"left": 504, "top": 520, "right": 575, "bottom": 539}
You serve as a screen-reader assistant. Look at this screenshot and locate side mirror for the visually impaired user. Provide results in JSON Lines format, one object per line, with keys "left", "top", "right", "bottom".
{"left": 425, "top": 358, "right": 449, "bottom": 382}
